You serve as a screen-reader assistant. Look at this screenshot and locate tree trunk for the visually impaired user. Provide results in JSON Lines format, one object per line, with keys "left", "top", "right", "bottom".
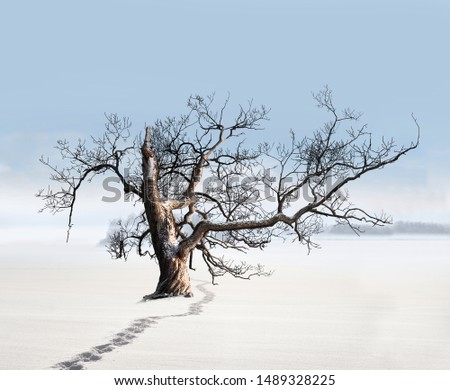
{"left": 141, "top": 126, "right": 193, "bottom": 300}
{"left": 143, "top": 255, "right": 193, "bottom": 300}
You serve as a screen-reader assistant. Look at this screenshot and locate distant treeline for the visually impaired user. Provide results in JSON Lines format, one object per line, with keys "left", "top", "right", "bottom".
{"left": 326, "top": 221, "right": 450, "bottom": 235}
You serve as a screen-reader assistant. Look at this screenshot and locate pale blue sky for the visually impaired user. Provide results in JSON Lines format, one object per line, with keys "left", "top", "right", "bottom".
{"left": 1, "top": 0, "right": 449, "bottom": 239}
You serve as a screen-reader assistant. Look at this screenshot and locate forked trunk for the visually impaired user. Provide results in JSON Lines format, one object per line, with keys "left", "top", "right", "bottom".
{"left": 141, "top": 126, "right": 193, "bottom": 300}
{"left": 143, "top": 254, "right": 193, "bottom": 300}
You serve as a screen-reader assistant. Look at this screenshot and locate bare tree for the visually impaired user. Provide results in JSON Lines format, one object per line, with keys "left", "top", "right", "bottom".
{"left": 37, "top": 88, "right": 419, "bottom": 299}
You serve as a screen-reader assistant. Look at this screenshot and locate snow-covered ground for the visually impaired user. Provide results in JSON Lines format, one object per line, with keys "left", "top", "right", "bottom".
{"left": 0, "top": 236, "right": 449, "bottom": 369}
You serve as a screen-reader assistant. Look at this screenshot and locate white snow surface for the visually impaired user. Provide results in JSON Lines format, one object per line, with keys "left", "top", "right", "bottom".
{"left": 0, "top": 237, "right": 449, "bottom": 369}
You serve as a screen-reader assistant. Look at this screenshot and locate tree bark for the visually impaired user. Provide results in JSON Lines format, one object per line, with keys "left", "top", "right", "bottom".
{"left": 143, "top": 254, "right": 193, "bottom": 300}
{"left": 141, "top": 126, "right": 193, "bottom": 300}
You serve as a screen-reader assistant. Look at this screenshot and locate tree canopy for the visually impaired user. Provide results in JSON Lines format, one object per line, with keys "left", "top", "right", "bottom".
{"left": 38, "top": 87, "right": 420, "bottom": 297}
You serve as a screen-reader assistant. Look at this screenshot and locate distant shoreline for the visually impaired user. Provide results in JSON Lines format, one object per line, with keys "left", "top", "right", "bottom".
{"left": 323, "top": 221, "right": 450, "bottom": 236}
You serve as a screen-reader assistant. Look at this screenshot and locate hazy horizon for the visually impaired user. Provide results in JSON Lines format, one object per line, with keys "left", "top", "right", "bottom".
{"left": 1, "top": 0, "right": 450, "bottom": 244}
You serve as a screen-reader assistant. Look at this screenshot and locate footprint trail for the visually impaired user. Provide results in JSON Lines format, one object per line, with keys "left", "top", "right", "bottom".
{"left": 52, "top": 282, "right": 214, "bottom": 370}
